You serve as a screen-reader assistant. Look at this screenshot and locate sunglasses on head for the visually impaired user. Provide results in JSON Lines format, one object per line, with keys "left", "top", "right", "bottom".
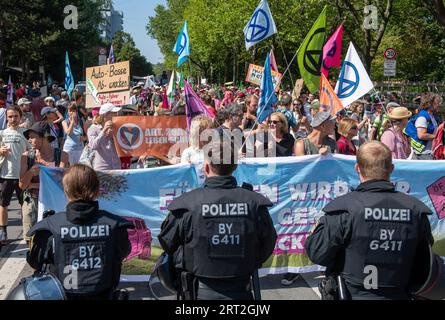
{"left": 351, "top": 126, "right": 358, "bottom": 130}
{"left": 268, "top": 120, "right": 280, "bottom": 125}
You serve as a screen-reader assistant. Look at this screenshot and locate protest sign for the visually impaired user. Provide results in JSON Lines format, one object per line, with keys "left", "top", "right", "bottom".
{"left": 86, "top": 61, "right": 130, "bottom": 94}
{"left": 245, "top": 64, "right": 282, "bottom": 88}
{"left": 39, "top": 155, "right": 445, "bottom": 277}
{"left": 86, "top": 90, "right": 131, "bottom": 109}
{"left": 112, "top": 115, "right": 188, "bottom": 158}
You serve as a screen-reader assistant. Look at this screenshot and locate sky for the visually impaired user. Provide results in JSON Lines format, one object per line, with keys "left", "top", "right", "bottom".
{"left": 114, "top": 0, "right": 167, "bottom": 64}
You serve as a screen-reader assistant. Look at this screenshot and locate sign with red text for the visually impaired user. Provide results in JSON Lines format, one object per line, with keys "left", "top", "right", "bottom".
{"left": 86, "top": 90, "right": 131, "bottom": 109}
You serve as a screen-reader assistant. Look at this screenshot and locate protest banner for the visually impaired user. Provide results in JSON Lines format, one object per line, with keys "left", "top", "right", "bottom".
{"left": 86, "top": 60, "right": 130, "bottom": 94}
{"left": 112, "top": 115, "right": 188, "bottom": 158}
{"left": 39, "top": 155, "right": 445, "bottom": 277}
{"left": 86, "top": 90, "right": 131, "bottom": 109}
{"left": 245, "top": 64, "right": 282, "bottom": 88}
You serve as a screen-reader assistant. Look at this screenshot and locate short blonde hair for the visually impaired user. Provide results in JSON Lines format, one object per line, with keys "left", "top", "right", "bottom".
{"left": 270, "top": 112, "right": 289, "bottom": 134}
{"left": 189, "top": 115, "right": 213, "bottom": 149}
{"left": 93, "top": 114, "right": 105, "bottom": 126}
{"left": 63, "top": 164, "right": 100, "bottom": 202}
{"left": 338, "top": 118, "right": 357, "bottom": 137}
{"left": 357, "top": 141, "right": 392, "bottom": 180}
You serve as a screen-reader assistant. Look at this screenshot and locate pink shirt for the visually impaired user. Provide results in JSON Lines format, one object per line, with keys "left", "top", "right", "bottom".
{"left": 380, "top": 128, "right": 410, "bottom": 159}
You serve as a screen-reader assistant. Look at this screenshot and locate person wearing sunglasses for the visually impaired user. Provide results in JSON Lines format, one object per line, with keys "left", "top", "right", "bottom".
{"left": 337, "top": 118, "right": 359, "bottom": 156}
{"left": 265, "top": 112, "right": 295, "bottom": 157}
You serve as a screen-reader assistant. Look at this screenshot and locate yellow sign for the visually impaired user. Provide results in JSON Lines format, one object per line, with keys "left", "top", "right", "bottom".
{"left": 245, "top": 64, "right": 282, "bottom": 88}
{"left": 86, "top": 61, "right": 130, "bottom": 94}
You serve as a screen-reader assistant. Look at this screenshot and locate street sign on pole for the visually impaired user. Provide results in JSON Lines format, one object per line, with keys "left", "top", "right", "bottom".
{"left": 384, "top": 48, "right": 397, "bottom": 60}
{"left": 384, "top": 59, "right": 396, "bottom": 77}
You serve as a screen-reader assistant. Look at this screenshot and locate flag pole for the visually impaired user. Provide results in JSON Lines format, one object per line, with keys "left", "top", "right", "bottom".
{"left": 239, "top": 50, "right": 299, "bottom": 154}
{"left": 276, "top": 35, "right": 295, "bottom": 88}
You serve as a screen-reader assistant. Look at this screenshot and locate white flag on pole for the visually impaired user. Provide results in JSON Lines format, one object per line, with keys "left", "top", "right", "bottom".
{"left": 335, "top": 42, "right": 374, "bottom": 107}
{"left": 243, "top": 0, "right": 277, "bottom": 51}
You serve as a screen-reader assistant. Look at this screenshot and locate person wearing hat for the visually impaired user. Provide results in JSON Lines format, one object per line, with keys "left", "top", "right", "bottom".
{"left": 17, "top": 97, "right": 34, "bottom": 129}
{"left": 380, "top": 107, "right": 412, "bottom": 159}
{"left": 19, "top": 122, "right": 69, "bottom": 242}
{"left": 309, "top": 99, "right": 320, "bottom": 118}
{"left": 371, "top": 102, "right": 400, "bottom": 141}
{"left": 294, "top": 112, "right": 338, "bottom": 156}
{"left": 40, "top": 106, "right": 65, "bottom": 149}
{"left": 87, "top": 103, "right": 121, "bottom": 171}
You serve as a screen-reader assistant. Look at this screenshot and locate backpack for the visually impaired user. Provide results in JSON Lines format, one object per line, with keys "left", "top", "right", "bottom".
{"left": 432, "top": 123, "right": 445, "bottom": 160}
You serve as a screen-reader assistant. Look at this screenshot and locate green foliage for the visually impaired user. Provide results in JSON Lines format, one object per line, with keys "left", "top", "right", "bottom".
{"left": 112, "top": 31, "right": 154, "bottom": 77}
{"left": 147, "top": 0, "right": 445, "bottom": 83}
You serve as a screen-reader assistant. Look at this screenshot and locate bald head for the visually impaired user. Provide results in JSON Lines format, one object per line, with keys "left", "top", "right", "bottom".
{"left": 356, "top": 141, "right": 394, "bottom": 182}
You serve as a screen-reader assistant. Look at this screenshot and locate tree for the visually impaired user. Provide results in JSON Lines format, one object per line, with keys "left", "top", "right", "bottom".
{"left": 333, "top": 0, "right": 394, "bottom": 73}
{"left": 111, "top": 31, "right": 153, "bottom": 77}
{"left": 422, "top": 0, "right": 445, "bottom": 28}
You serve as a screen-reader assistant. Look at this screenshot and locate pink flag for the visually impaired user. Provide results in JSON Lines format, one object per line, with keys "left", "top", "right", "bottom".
{"left": 322, "top": 24, "right": 343, "bottom": 77}
{"left": 184, "top": 80, "right": 214, "bottom": 129}
{"left": 269, "top": 49, "right": 278, "bottom": 72}
{"left": 162, "top": 87, "right": 169, "bottom": 109}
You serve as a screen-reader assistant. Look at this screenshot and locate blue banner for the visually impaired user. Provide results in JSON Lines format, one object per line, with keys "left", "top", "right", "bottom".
{"left": 39, "top": 155, "right": 445, "bottom": 275}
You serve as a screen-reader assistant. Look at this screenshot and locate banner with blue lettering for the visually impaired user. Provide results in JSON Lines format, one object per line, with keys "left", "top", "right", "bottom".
{"left": 38, "top": 155, "right": 445, "bottom": 276}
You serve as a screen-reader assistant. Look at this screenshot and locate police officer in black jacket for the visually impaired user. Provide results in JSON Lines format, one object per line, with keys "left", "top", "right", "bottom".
{"left": 305, "top": 141, "right": 434, "bottom": 300}
{"left": 27, "top": 164, "right": 133, "bottom": 300}
{"left": 158, "top": 140, "right": 277, "bottom": 300}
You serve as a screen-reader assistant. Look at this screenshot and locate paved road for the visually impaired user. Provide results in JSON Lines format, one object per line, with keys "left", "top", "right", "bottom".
{"left": 0, "top": 198, "right": 320, "bottom": 300}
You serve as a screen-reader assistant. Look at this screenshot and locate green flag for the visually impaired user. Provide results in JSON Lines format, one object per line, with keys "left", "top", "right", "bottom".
{"left": 297, "top": 6, "right": 327, "bottom": 94}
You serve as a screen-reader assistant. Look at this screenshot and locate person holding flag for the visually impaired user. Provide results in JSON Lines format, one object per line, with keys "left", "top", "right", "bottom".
{"left": 109, "top": 44, "right": 115, "bottom": 64}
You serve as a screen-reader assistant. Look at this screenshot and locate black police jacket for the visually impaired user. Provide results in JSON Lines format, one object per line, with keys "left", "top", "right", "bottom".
{"left": 158, "top": 176, "right": 277, "bottom": 289}
{"left": 305, "top": 179, "right": 434, "bottom": 300}
{"left": 27, "top": 200, "right": 133, "bottom": 297}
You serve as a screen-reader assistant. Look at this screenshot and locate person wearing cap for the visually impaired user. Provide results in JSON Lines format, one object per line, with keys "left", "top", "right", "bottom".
{"left": 0, "top": 106, "right": 31, "bottom": 245}
{"left": 404, "top": 93, "right": 442, "bottom": 160}
{"left": 19, "top": 122, "right": 69, "bottom": 242}
{"left": 17, "top": 97, "right": 34, "bottom": 129}
{"left": 380, "top": 107, "right": 412, "bottom": 159}
{"left": 294, "top": 112, "right": 338, "bottom": 156}
{"left": 87, "top": 103, "right": 121, "bottom": 171}
{"left": 309, "top": 99, "right": 320, "bottom": 118}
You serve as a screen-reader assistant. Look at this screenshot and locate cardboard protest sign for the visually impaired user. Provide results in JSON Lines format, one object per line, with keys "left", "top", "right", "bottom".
{"left": 112, "top": 115, "right": 188, "bottom": 158}
{"left": 245, "top": 64, "right": 282, "bottom": 88}
{"left": 86, "top": 61, "right": 130, "bottom": 94}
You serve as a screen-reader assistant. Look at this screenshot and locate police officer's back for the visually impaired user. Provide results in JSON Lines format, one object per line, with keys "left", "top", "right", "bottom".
{"left": 27, "top": 164, "right": 133, "bottom": 300}
{"left": 158, "top": 140, "right": 277, "bottom": 300}
{"left": 305, "top": 141, "right": 433, "bottom": 300}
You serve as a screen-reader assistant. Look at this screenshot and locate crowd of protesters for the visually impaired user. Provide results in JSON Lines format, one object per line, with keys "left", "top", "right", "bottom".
{"left": 0, "top": 77, "right": 444, "bottom": 269}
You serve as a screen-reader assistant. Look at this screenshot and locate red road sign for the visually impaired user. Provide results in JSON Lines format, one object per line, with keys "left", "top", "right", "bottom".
{"left": 384, "top": 48, "right": 397, "bottom": 60}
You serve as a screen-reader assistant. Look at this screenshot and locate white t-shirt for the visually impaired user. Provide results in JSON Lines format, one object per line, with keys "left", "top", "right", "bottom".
{"left": 181, "top": 147, "right": 204, "bottom": 164}
{"left": 415, "top": 116, "right": 438, "bottom": 152}
{"left": 0, "top": 128, "right": 31, "bottom": 179}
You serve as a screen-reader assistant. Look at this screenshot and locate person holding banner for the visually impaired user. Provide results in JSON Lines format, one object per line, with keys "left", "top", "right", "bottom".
{"left": 87, "top": 103, "right": 121, "bottom": 171}
{"left": 305, "top": 141, "right": 433, "bottom": 300}
{"left": 336, "top": 118, "right": 358, "bottom": 156}
{"left": 158, "top": 140, "right": 277, "bottom": 300}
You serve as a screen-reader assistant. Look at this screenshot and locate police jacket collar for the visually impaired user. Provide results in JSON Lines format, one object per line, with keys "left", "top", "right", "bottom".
{"left": 355, "top": 179, "right": 395, "bottom": 193}
{"left": 66, "top": 200, "right": 99, "bottom": 224}
{"left": 204, "top": 176, "right": 238, "bottom": 189}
